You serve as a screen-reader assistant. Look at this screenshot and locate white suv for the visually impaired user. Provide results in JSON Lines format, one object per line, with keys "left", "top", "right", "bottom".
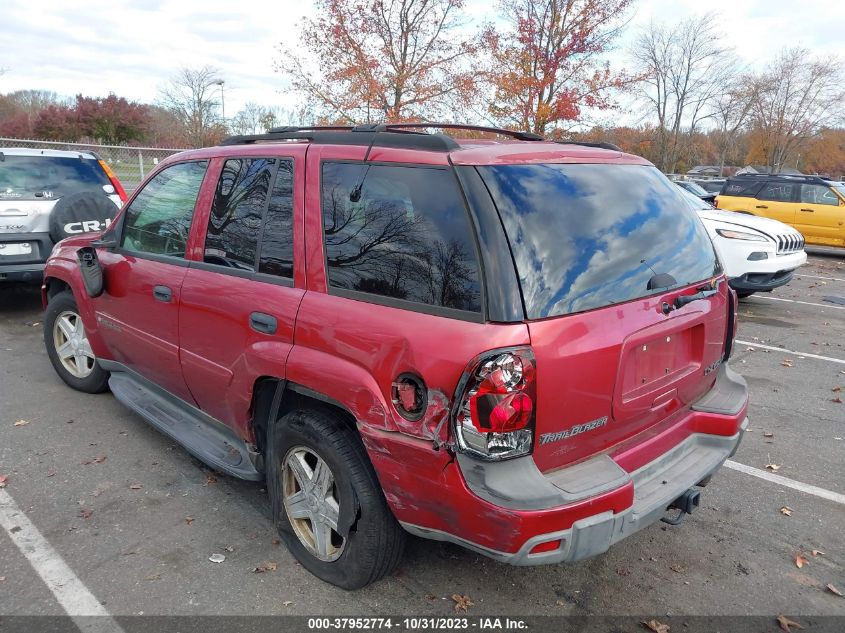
{"left": 0, "top": 148, "right": 124, "bottom": 283}
{"left": 678, "top": 186, "right": 807, "bottom": 298}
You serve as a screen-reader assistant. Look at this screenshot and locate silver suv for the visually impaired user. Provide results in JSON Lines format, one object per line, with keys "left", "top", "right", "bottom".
{"left": 0, "top": 147, "right": 124, "bottom": 282}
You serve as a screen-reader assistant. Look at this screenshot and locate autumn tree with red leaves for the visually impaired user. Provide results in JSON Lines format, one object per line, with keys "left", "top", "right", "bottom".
{"left": 483, "top": 0, "right": 634, "bottom": 136}
{"left": 276, "top": 0, "right": 479, "bottom": 123}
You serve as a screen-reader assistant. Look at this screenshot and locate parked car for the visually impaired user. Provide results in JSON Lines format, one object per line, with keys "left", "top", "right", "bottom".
{"left": 0, "top": 148, "right": 125, "bottom": 283}
{"left": 694, "top": 179, "right": 726, "bottom": 194}
{"left": 716, "top": 174, "right": 845, "bottom": 248}
{"left": 41, "top": 124, "right": 748, "bottom": 589}
{"left": 675, "top": 179, "right": 717, "bottom": 204}
{"left": 677, "top": 186, "right": 806, "bottom": 298}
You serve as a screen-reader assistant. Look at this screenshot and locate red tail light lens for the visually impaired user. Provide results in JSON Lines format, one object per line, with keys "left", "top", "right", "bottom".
{"left": 98, "top": 159, "right": 128, "bottom": 204}
{"left": 454, "top": 348, "right": 536, "bottom": 460}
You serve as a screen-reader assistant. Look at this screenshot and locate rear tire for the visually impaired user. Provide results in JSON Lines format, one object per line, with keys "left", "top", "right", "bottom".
{"left": 43, "top": 291, "right": 109, "bottom": 393}
{"left": 267, "top": 408, "right": 405, "bottom": 589}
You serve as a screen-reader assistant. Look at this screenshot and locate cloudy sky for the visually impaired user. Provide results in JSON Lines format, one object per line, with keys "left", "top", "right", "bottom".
{"left": 0, "top": 0, "right": 841, "bottom": 119}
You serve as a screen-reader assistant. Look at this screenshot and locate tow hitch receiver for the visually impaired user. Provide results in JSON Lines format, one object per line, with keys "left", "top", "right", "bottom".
{"left": 661, "top": 488, "right": 701, "bottom": 525}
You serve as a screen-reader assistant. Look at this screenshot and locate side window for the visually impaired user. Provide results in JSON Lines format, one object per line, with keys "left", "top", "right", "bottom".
{"left": 321, "top": 162, "right": 481, "bottom": 313}
{"left": 258, "top": 160, "right": 294, "bottom": 278}
{"left": 204, "top": 158, "right": 275, "bottom": 271}
{"left": 757, "top": 182, "right": 794, "bottom": 203}
{"left": 800, "top": 184, "right": 838, "bottom": 206}
{"left": 122, "top": 161, "right": 208, "bottom": 257}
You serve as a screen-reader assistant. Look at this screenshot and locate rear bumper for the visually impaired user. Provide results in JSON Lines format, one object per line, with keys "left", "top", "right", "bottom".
{"left": 401, "top": 365, "right": 748, "bottom": 565}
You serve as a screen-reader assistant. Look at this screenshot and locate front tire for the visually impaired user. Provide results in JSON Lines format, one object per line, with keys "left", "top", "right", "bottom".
{"left": 736, "top": 291, "right": 755, "bottom": 299}
{"left": 43, "top": 291, "right": 109, "bottom": 393}
{"left": 267, "top": 408, "right": 405, "bottom": 589}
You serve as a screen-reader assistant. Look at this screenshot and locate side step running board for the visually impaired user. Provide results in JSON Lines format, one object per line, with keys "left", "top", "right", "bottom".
{"left": 108, "top": 372, "right": 262, "bottom": 481}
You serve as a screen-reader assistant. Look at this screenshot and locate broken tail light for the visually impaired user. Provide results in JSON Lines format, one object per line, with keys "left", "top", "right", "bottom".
{"left": 453, "top": 347, "right": 536, "bottom": 460}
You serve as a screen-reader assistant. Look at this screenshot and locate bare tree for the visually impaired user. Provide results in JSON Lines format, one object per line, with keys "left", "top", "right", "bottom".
{"left": 745, "top": 48, "right": 844, "bottom": 173}
{"left": 159, "top": 66, "right": 225, "bottom": 147}
{"left": 711, "top": 85, "right": 753, "bottom": 175}
{"left": 631, "top": 13, "right": 736, "bottom": 172}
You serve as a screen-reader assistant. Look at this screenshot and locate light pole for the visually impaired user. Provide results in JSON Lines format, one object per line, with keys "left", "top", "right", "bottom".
{"left": 214, "top": 79, "right": 225, "bottom": 121}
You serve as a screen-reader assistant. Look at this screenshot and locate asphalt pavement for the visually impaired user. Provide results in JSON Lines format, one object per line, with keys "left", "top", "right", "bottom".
{"left": 1, "top": 252, "right": 843, "bottom": 622}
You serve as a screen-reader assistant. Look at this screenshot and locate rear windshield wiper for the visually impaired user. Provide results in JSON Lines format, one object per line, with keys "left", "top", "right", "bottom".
{"left": 663, "top": 280, "right": 721, "bottom": 314}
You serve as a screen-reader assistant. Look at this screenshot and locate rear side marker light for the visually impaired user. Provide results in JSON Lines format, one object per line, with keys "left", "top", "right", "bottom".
{"left": 453, "top": 347, "right": 536, "bottom": 461}
{"left": 529, "top": 539, "right": 562, "bottom": 555}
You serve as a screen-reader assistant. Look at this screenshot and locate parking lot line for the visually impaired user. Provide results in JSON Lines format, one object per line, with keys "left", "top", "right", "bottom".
{"left": 724, "top": 460, "right": 845, "bottom": 505}
{"left": 798, "top": 273, "right": 845, "bottom": 283}
{"left": 752, "top": 295, "right": 845, "bottom": 310}
{"left": 0, "top": 488, "right": 125, "bottom": 633}
{"left": 734, "top": 340, "right": 845, "bottom": 365}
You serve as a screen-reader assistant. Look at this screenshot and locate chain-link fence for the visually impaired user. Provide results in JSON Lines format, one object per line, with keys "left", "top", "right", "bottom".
{"left": 0, "top": 137, "right": 188, "bottom": 194}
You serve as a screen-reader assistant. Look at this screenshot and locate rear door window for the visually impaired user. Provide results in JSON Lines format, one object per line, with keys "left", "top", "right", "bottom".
{"left": 758, "top": 182, "right": 795, "bottom": 202}
{"left": 204, "top": 158, "right": 275, "bottom": 271}
{"left": 321, "top": 162, "right": 481, "bottom": 314}
{"left": 722, "top": 179, "right": 763, "bottom": 197}
{"left": 477, "top": 163, "right": 720, "bottom": 318}
{"left": 122, "top": 161, "right": 208, "bottom": 257}
{"left": 257, "top": 160, "right": 294, "bottom": 279}
{"left": 0, "top": 155, "right": 110, "bottom": 201}
{"left": 800, "top": 184, "right": 839, "bottom": 206}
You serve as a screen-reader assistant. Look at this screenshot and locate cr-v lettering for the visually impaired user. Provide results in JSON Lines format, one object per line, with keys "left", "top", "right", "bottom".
{"left": 64, "top": 219, "right": 113, "bottom": 234}
{"left": 41, "top": 123, "right": 748, "bottom": 590}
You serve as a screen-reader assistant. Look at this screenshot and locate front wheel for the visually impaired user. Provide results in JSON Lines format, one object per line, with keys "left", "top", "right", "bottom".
{"left": 267, "top": 408, "right": 405, "bottom": 589}
{"left": 43, "top": 291, "right": 109, "bottom": 393}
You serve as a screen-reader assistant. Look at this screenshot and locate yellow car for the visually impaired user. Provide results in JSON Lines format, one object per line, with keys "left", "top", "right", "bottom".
{"left": 716, "top": 175, "right": 845, "bottom": 248}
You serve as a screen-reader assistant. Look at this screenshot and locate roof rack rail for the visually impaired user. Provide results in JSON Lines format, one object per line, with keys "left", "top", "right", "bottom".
{"left": 266, "top": 125, "right": 353, "bottom": 134}
{"left": 351, "top": 122, "right": 545, "bottom": 141}
{"left": 220, "top": 127, "right": 462, "bottom": 151}
{"left": 732, "top": 173, "right": 829, "bottom": 182}
{"left": 555, "top": 140, "right": 622, "bottom": 152}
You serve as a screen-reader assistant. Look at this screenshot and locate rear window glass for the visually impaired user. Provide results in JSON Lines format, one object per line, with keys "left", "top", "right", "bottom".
{"left": 721, "top": 179, "right": 763, "bottom": 197}
{"left": 0, "top": 155, "right": 110, "bottom": 201}
{"left": 478, "top": 163, "right": 720, "bottom": 319}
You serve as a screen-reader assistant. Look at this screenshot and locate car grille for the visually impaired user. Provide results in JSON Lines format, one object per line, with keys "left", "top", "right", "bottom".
{"left": 776, "top": 233, "right": 804, "bottom": 255}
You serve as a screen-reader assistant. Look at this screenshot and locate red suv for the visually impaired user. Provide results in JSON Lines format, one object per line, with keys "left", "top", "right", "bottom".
{"left": 41, "top": 124, "right": 748, "bottom": 589}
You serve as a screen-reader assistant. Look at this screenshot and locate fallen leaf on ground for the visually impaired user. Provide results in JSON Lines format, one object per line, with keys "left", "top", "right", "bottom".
{"left": 129, "top": 483, "right": 143, "bottom": 490}
{"left": 81, "top": 456, "right": 107, "bottom": 465}
{"left": 642, "top": 619, "right": 670, "bottom": 633}
{"left": 763, "top": 432, "right": 774, "bottom": 438}
{"left": 0, "top": 475, "right": 7, "bottom": 488}
{"left": 766, "top": 463, "right": 781, "bottom": 471}
{"left": 0, "top": 576, "right": 5, "bottom": 582}
{"left": 14, "top": 419, "right": 30, "bottom": 427}
{"left": 271, "top": 538, "right": 280, "bottom": 545}
{"left": 144, "top": 572, "right": 161, "bottom": 581}
{"left": 78, "top": 509, "right": 94, "bottom": 519}
{"left": 777, "top": 614, "right": 804, "bottom": 632}
{"left": 781, "top": 359, "right": 794, "bottom": 368}
{"left": 780, "top": 506, "right": 793, "bottom": 516}
{"left": 283, "top": 600, "right": 293, "bottom": 606}
{"left": 827, "top": 584, "right": 843, "bottom": 597}
{"left": 745, "top": 346, "right": 756, "bottom": 351}
{"left": 794, "top": 554, "right": 807, "bottom": 568}
{"left": 224, "top": 545, "right": 234, "bottom": 552}
{"left": 811, "top": 550, "right": 825, "bottom": 557}
{"left": 670, "top": 564, "right": 686, "bottom": 573}
{"left": 833, "top": 397, "right": 843, "bottom": 404}
{"left": 46, "top": 470, "right": 57, "bottom": 478}
{"left": 205, "top": 475, "right": 218, "bottom": 485}
{"left": 252, "top": 561, "right": 278, "bottom": 573}
{"left": 185, "top": 517, "right": 194, "bottom": 525}
{"left": 833, "top": 387, "right": 842, "bottom": 392}
{"left": 452, "top": 594, "right": 474, "bottom": 613}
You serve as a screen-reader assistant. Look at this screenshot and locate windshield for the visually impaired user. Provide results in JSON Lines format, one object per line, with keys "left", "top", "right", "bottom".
{"left": 680, "top": 181, "right": 709, "bottom": 196}
{"left": 477, "top": 163, "right": 720, "bottom": 319}
{"left": 0, "top": 155, "right": 110, "bottom": 201}
{"left": 677, "top": 184, "right": 714, "bottom": 210}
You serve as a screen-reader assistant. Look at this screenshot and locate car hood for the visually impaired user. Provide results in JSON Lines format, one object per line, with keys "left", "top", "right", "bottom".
{"left": 697, "top": 209, "right": 799, "bottom": 239}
